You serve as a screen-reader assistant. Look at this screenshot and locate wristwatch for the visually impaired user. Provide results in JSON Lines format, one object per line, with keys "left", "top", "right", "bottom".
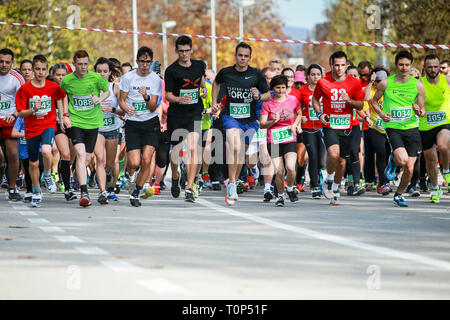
{"left": 112, "top": 107, "right": 117, "bottom": 114}
{"left": 144, "top": 95, "right": 150, "bottom": 102}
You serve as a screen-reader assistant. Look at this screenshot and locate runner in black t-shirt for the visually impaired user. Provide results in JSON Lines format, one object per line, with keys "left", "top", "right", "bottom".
{"left": 165, "top": 36, "right": 207, "bottom": 203}
{"left": 212, "top": 42, "right": 271, "bottom": 206}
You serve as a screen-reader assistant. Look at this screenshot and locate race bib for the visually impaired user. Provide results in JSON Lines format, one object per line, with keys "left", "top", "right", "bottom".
{"left": 390, "top": 106, "right": 412, "bottom": 122}
{"left": 0, "top": 100, "right": 12, "bottom": 118}
{"left": 180, "top": 88, "right": 199, "bottom": 104}
{"left": 426, "top": 110, "right": 446, "bottom": 126}
{"left": 271, "top": 126, "right": 294, "bottom": 144}
{"left": 73, "top": 95, "right": 94, "bottom": 111}
{"left": 253, "top": 128, "right": 267, "bottom": 142}
{"left": 103, "top": 116, "right": 115, "bottom": 127}
{"left": 309, "top": 107, "right": 319, "bottom": 121}
{"left": 230, "top": 103, "right": 250, "bottom": 119}
{"left": 132, "top": 101, "right": 148, "bottom": 114}
{"left": 375, "top": 116, "right": 385, "bottom": 131}
{"left": 30, "top": 96, "right": 52, "bottom": 116}
{"left": 330, "top": 114, "right": 351, "bottom": 130}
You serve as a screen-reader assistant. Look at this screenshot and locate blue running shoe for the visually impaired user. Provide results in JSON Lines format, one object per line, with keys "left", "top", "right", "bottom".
{"left": 107, "top": 191, "right": 120, "bottom": 201}
{"left": 385, "top": 154, "right": 397, "bottom": 182}
{"left": 393, "top": 194, "right": 408, "bottom": 207}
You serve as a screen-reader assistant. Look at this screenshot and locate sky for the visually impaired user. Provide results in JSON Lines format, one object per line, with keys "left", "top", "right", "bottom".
{"left": 276, "top": 0, "right": 329, "bottom": 31}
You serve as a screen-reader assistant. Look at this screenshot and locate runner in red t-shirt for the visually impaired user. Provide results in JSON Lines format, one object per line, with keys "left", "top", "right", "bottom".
{"left": 16, "top": 55, "right": 66, "bottom": 207}
{"left": 312, "top": 51, "right": 364, "bottom": 205}
{"left": 299, "top": 64, "right": 327, "bottom": 199}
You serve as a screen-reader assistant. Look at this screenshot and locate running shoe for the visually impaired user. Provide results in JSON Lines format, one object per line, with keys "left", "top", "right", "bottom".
{"left": 43, "top": 174, "right": 57, "bottom": 193}
{"left": 79, "top": 193, "right": 92, "bottom": 207}
{"left": 354, "top": 184, "right": 366, "bottom": 196}
{"left": 377, "top": 183, "right": 391, "bottom": 196}
{"left": 193, "top": 182, "right": 199, "bottom": 198}
{"left": 418, "top": 178, "right": 428, "bottom": 192}
{"left": 212, "top": 181, "right": 221, "bottom": 191}
{"left": 97, "top": 191, "right": 109, "bottom": 205}
{"left": 322, "top": 180, "right": 334, "bottom": 200}
{"left": 408, "top": 186, "right": 420, "bottom": 197}
{"left": 296, "top": 183, "right": 306, "bottom": 192}
{"left": 443, "top": 172, "right": 450, "bottom": 193}
{"left": 286, "top": 189, "right": 298, "bottom": 202}
{"left": 171, "top": 175, "right": 181, "bottom": 198}
{"left": 329, "top": 192, "right": 340, "bottom": 206}
{"left": 275, "top": 195, "right": 285, "bottom": 207}
{"left": 23, "top": 192, "right": 33, "bottom": 203}
{"left": 247, "top": 175, "right": 256, "bottom": 189}
{"left": 393, "top": 194, "right": 408, "bottom": 207}
{"left": 429, "top": 188, "right": 442, "bottom": 203}
{"left": 225, "top": 183, "right": 236, "bottom": 206}
{"left": 8, "top": 188, "right": 22, "bottom": 201}
{"left": 64, "top": 189, "right": 77, "bottom": 201}
{"left": 185, "top": 188, "right": 195, "bottom": 203}
{"left": 236, "top": 180, "right": 245, "bottom": 194}
{"left": 31, "top": 192, "right": 42, "bottom": 208}
{"left": 263, "top": 191, "right": 273, "bottom": 202}
{"left": 347, "top": 185, "right": 354, "bottom": 196}
{"left": 385, "top": 154, "right": 397, "bottom": 182}
{"left": 129, "top": 194, "right": 142, "bottom": 207}
{"left": 311, "top": 188, "right": 321, "bottom": 199}
{"left": 141, "top": 187, "right": 155, "bottom": 199}
{"left": 202, "top": 173, "right": 212, "bottom": 188}
{"left": 107, "top": 191, "right": 120, "bottom": 202}
{"left": 153, "top": 182, "right": 161, "bottom": 195}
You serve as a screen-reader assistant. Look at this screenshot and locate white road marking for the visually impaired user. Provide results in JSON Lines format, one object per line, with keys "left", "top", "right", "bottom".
{"left": 19, "top": 211, "right": 38, "bottom": 216}
{"left": 27, "top": 218, "right": 50, "bottom": 224}
{"left": 100, "top": 260, "right": 144, "bottom": 273}
{"left": 137, "top": 278, "right": 193, "bottom": 296}
{"left": 39, "top": 226, "right": 65, "bottom": 233}
{"left": 10, "top": 203, "right": 29, "bottom": 210}
{"left": 197, "top": 198, "right": 450, "bottom": 271}
{"left": 75, "top": 246, "right": 110, "bottom": 255}
{"left": 54, "top": 235, "right": 84, "bottom": 243}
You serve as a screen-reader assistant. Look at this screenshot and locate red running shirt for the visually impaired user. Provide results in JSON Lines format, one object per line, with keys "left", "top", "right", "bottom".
{"left": 15, "top": 80, "right": 66, "bottom": 139}
{"left": 298, "top": 85, "right": 323, "bottom": 129}
{"left": 313, "top": 72, "right": 364, "bottom": 130}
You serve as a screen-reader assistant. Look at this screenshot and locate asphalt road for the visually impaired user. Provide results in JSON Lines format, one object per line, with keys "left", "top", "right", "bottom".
{"left": 1, "top": 182, "right": 449, "bottom": 300}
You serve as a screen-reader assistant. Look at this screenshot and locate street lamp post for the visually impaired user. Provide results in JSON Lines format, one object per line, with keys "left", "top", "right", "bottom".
{"left": 211, "top": 0, "right": 216, "bottom": 72}
{"left": 132, "top": 0, "right": 138, "bottom": 67}
{"left": 239, "top": 0, "right": 255, "bottom": 41}
{"left": 162, "top": 21, "right": 177, "bottom": 71}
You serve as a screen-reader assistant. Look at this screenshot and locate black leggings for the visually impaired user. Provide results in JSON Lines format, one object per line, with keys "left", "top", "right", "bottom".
{"left": 156, "top": 131, "right": 170, "bottom": 168}
{"left": 303, "top": 128, "right": 326, "bottom": 188}
{"left": 363, "top": 128, "right": 388, "bottom": 186}
{"left": 22, "top": 156, "right": 44, "bottom": 192}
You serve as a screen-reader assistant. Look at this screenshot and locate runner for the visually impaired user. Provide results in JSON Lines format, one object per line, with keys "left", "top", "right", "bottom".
{"left": 363, "top": 67, "right": 392, "bottom": 196}
{"left": 299, "top": 64, "right": 326, "bottom": 199}
{"left": 282, "top": 67, "right": 308, "bottom": 192}
{"left": 371, "top": 50, "right": 426, "bottom": 207}
{"left": 19, "top": 59, "right": 34, "bottom": 83}
{"left": 165, "top": 36, "right": 207, "bottom": 203}
{"left": 312, "top": 51, "right": 365, "bottom": 206}
{"left": 260, "top": 74, "right": 302, "bottom": 206}
{"left": 419, "top": 54, "right": 450, "bottom": 201}
{"left": 60, "top": 50, "right": 110, "bottom": 207}
{"left": 94, "top": 57, "right": 122, "bottom": 204}
{"left": 51, "top": 63, "right": 77, "bottom": 201}
{"left": 212, "top": 42, "right": 271, "bottom": 206}
{"left": 0, "top": 48, "right": 25, "bottom": 201}
{"left": 268, "top": 58, "right": 284, "bottom": 76}
{"left": 15, "top": 54, "right": 66, "bottom": 207}
{"left": 440, "top": 60, "right": 449, "bottom": 76}
{"left": 118, "top": 46, "right": 162, "bottom": 207}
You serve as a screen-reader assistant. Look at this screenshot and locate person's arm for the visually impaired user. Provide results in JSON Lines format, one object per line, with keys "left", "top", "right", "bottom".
{"left": 292, "top": 108, "right": 303, "bottom": 133}
{"left": 414, "top": 81, "right": 426, "bottom": 117}
{"left": 371, "top": 79, "right": 389, "bottom": 122}
{"left": 11, "top": 127, "right": 24, "bottom": 139}
{"left": 118, "top": 90, "right": 132, "bottom": 116}
{"left": 211, "top": 80, "right": 222, "bottom": 113}
{"left": 92, "top": 90, "right": 110, "bottom": 105}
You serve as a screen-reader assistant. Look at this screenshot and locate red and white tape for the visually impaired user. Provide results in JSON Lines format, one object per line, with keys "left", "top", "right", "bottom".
{"left": 1, "top": 21, "right": 448, "bottom": 50}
